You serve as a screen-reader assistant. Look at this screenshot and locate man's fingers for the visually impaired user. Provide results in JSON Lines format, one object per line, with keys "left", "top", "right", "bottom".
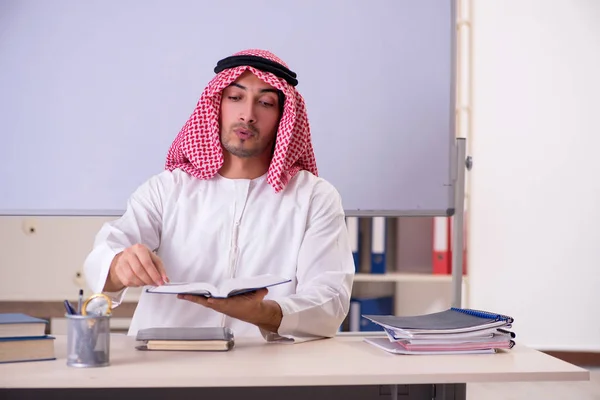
{"left": 245, "top": 288, "right": 268, "bottom": 300}
{"left": 149, "top": 251, "right": 169, "bottom": 283}
{"left": 125, "top": 251, "right": 156, "bottom": 286}
{"left": 115, "top": 263, "right": 144, "bottom": 287}
{"left": 136, "top": 248, "right": 163, "bottom": 286}
{"left": 178, "top": 294, "right": 210, "bottom": 307}
{"left": 108, "top": 244, "right": 169, "bottom": 289}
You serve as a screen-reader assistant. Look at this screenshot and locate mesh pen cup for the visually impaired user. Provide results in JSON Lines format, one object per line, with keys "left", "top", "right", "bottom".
{"left": 66, "top": 313, "right": 111, "bottom": 367}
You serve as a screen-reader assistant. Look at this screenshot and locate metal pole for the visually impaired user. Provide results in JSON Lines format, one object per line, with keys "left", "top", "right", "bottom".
{"left": 452, "top": 138, "right": 471, "bottom": 308}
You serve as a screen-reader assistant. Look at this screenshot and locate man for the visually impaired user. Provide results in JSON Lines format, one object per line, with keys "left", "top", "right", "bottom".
{"left": 83, "top": 49, "right": 355, "bottom": 343}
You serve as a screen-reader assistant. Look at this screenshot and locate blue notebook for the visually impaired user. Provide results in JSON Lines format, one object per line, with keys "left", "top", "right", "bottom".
{"left": 0, "top": 313, "right": 48, "bottom": 338}
{"left": 0, "top": 335, "right": 56, "bottom": 363}
{"left": 362, "top": 308, "right": 514, "bottom": 334}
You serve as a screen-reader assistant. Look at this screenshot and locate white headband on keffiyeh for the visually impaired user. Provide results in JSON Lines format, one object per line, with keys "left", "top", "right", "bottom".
{"left": 165, "top": 49, "right": 318, "bottom": 193}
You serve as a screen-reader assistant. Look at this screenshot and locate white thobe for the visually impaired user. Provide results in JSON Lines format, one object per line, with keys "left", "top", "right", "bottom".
{"left": 83, "top": 168, "right": 355, "bottom": 342}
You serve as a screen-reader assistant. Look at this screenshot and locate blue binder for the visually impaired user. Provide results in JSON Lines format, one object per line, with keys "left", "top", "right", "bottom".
{"left": 349, "top": 296, "right": 394, "bottom": 331}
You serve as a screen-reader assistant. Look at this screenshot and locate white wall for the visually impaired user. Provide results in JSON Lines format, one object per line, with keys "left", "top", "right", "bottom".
{"left": 0, "top": 216, "right": 143, "bottom": 302}
{"left": 468, "top": 0, "right": 600, "bottom": 351}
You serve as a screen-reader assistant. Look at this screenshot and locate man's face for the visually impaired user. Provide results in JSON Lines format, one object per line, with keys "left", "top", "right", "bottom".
{"left": 219, "top": 71, "right": 281, "bottom": 159}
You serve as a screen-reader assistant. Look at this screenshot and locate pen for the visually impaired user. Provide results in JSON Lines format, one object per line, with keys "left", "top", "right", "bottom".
{"left": 63, "top": 300, "right": 75, "bottom": 315}
{"left": 77, "top": 289, "right": 83, "bottom": 314}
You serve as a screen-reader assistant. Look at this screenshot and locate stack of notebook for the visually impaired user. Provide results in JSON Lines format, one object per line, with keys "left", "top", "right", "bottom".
{"left": 363, "top": 307, "right": 516, "bottom": 355}
{"left": 135, "top": 327, "right": 235, "bottom": 351}
{"left": 0, "top": 313, "right": 56, "bottom": 363}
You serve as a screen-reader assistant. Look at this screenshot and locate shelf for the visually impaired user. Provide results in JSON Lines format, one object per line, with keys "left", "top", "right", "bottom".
{"left": 353, "top": 272, "right": 467, "bottom": 283}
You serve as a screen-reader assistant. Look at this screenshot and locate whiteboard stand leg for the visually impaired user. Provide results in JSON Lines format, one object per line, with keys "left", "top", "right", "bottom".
{"left": 452, "top": 138, "right": 472, "bottom": 308}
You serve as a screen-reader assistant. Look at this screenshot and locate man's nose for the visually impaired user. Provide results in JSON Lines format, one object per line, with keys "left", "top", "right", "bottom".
{"left": 239, "top": 102, "right": 256, "bottom": 124}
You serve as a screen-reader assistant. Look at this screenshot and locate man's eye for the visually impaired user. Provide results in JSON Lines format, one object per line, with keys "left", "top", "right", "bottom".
{"left": 228, "top": 96, "right": 240, "bottom": 101}
{"left": 260, "top": 101, "right": 274, "bottom": 107}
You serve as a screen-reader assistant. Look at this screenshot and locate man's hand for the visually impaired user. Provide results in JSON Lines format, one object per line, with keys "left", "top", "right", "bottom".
{"left": 177, "top": 288, "right": 283, "bottom": 333}
{"left": 104, "top": 244, "right": 168, "bottom": 292}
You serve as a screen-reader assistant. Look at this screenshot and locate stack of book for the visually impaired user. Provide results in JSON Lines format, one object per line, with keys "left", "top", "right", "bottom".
{"left": 135, "top": 327, "right": 235, "bottom": 352}
{"left": 362, "top": 307, "right": 515, "bottom": 355}
{"left": 0, "top": 313, "right": 56, "bottom": 363}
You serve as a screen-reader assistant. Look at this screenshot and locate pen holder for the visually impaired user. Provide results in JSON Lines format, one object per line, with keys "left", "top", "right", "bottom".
{"left": 66, "top": 313, "right": 111, "bottom": 368}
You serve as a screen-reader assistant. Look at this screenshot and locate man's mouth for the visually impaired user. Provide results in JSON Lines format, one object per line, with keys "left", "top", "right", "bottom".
{"left": 234, "top": 128, "right": 253, "bottom": 140}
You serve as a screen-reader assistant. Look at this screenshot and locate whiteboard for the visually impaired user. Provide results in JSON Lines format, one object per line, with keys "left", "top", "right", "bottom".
{"left": 0, "top": 0, "right": 456, "bottom": 216}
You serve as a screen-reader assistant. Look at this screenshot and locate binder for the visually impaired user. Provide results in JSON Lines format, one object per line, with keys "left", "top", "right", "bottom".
{"left": 349, "top": 296, "right": 394, "bottom": 332}
{"left": 349, "top": 301, "right": 361, "bottom": 332}
{"left": 432, "top": 216, "right": 451, "bottom": 274}
{"left": 370, "top": 217, "right": 386, "bottom": 274}
{"left": 345, "top": 217, "right": 360, "bottom": 273}
{"left": 432, "top": 215, "right": 468, "bottom": 275}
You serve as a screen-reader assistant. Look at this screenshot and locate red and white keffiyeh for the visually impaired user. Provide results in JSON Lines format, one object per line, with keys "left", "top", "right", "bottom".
{"left": 165, "top": 49, "right": 318, "bottom": 193}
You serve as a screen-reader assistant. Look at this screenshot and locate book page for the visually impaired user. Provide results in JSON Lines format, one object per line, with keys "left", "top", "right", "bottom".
{"left": 219, "top": 274, "right": 291, "bottom": 297}
{"left": 148, "top": 282, "right": 217, "bottom": 296}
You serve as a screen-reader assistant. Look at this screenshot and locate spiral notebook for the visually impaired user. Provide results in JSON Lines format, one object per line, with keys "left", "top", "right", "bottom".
{"left": 364, "top": 337, "right": 514, "bottom": 355}
{"left": 363, "top": 308, "right": 515, "bottom": 354}
{"left": 362, "top": 307, "right": 514, "bottom": 337}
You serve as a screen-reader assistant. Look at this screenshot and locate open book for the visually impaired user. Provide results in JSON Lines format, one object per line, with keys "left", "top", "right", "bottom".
{"left": 145, "top": 274, "right": 292, "bottom": 299}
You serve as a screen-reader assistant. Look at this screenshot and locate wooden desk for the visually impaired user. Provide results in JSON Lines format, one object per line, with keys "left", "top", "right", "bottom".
{"left": 0, "top": 334, "right": 590, "bottom": 400}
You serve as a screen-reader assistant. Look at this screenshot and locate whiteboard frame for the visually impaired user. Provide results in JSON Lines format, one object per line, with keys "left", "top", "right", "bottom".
{"left": 0, "top": 0, "right": 458, "bottom": 218}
